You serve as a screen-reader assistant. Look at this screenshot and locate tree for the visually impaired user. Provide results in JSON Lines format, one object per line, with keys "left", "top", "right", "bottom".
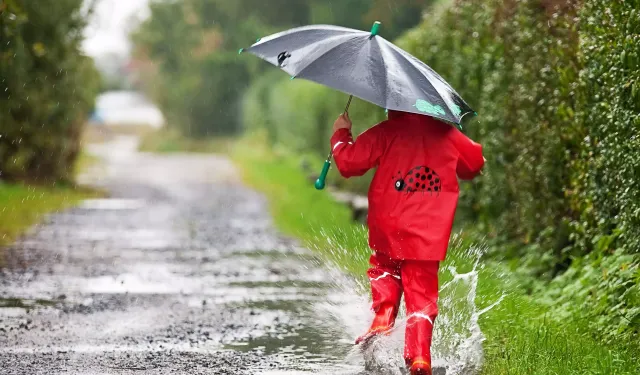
{"left": 0, "top": 0, "right": 100, "bottom": 183}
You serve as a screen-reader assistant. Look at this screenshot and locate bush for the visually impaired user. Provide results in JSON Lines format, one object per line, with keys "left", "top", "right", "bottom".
{"left": 242, "top": 74, "right": 386, "bottom": 192}
{"left": 0, "top": 0, "right": 100, "bottom": 183}
{"left": 186, "top": 53, "right": 252, "bottom": 136}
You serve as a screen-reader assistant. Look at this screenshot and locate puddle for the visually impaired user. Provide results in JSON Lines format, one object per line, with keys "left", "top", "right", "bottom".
{"left": 80, "top": 198, "right": 146, "bottom": 210}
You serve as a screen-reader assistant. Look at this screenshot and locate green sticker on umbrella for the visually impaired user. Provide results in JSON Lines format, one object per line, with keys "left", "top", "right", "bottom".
{"left": 414, "top": 99, "right": 446, "bottom": 116}
{"left": 451, "top": 104, "right": 462, "bottom": 116}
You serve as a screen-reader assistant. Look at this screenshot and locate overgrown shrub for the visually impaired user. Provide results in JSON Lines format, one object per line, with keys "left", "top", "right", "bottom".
{"left": 242, "top": 74, "right": 386, "bottom": 191}
{"left": 184, "top": 53, "right": 252, "bottom": 136}
{"left": 0, "top": 0, "right": 99, "bottom": 183}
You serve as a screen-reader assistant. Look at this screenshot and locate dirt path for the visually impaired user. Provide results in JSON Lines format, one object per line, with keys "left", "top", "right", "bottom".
{"left": 0, "top": 136, "right": 370, "bottom": 375}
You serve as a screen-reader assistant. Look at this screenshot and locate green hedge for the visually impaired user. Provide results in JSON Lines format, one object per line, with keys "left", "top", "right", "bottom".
{"left": 550, "top": 0, "right": 640, "bottom": 342}
{"left": 0, "top": 0, "right": 99, "bottom": 183}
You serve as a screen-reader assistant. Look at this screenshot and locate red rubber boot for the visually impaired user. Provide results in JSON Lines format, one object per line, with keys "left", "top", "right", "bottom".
{"left": 355, "top": 303, "right": 397, "bottom": 344}
{"left": 408, "top": 357, "right": 432, "bottom": 375}
{"left": 357, "top": 253, "right": 403, "bottom": 345}
{"left": 402, "top": 261, "right": 439, "bottom": 374}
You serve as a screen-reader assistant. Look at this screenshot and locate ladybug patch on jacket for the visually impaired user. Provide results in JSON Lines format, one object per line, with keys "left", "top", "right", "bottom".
{"left": 393, "top": 166, "right": 441, "bottom": 195}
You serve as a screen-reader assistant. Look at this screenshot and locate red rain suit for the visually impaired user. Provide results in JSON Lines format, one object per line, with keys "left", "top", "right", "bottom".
{"left": 330, "top": 110, "right": 484, "bottom": 370}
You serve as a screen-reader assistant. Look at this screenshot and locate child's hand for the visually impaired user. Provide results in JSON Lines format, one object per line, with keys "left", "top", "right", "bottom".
{"left": 333, "top": 112, "right": 352, "bottom": 132}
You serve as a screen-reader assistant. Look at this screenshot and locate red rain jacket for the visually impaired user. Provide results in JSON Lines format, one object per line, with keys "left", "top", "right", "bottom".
{"left": 330, "top": 110, "right": 484, "bottom": 261}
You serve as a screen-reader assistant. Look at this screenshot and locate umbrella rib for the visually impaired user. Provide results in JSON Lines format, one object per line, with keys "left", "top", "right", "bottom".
{"left": 373, "top": 38, "right": 390, "bottom": 111}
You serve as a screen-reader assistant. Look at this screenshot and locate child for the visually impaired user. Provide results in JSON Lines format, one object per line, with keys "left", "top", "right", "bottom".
{"left": 330, "top": 109, "right": 485, "bottom": 375}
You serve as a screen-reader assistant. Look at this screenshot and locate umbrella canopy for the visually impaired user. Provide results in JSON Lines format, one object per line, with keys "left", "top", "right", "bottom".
{"left": 240, "top": 22, "right": 475, "bottom": 125}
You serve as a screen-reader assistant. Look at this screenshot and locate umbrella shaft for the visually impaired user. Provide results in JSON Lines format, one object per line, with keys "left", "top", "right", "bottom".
{"left": 331, "top": 95, "right": 354, "bottom": 161}
{"left": 344, "top": 95, "right": 353, "bottom": 114}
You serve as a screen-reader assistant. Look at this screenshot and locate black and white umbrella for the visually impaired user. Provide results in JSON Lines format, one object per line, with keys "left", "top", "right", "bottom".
{"left": 240, "top": 22, "right": 475, "bottom": 125}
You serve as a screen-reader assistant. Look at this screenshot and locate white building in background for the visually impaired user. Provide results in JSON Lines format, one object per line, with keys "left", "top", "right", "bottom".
{"left": 91, "top": 90, "right": 165, "bottom": 128}
{"left": 83, "top": 1, "right": 163, "bottom": 129}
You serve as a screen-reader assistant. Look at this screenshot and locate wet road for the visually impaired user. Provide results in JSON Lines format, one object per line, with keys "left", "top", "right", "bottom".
{"left": 0, "top": 136, "right": 373, "bottom": 375}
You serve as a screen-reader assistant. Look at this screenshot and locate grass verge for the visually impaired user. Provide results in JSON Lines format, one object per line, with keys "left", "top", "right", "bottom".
{"left": 1, "top": 132, "right": 105, "bottom": 264}
{"left": 0, "top": 183, "right": 99, "bottom": 249}
{"left": 231, "top": 136, "right": 640, "bottom": 375}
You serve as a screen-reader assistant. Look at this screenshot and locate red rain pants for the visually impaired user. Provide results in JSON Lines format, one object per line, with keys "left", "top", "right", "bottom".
{"left": 367, "top": 252, "right": 439, "bottom": 366}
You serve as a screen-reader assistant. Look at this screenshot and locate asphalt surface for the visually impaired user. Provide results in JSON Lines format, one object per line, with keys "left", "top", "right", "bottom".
{"left": 0, "top": 136, "right": 380, "bottom": 375}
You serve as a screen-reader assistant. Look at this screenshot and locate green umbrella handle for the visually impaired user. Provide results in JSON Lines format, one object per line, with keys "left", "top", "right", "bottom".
{"left": 315, "top": 95, "right": 353, "bottom": 190}
{"left": 314, "top": 153, "right": 332, "bottom": 190}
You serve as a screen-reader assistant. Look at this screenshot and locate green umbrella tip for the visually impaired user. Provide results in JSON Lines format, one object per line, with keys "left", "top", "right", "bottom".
{"left": 256, "top": 37, "right": 262, "bottom": 42}
{"left": 290, "top": 76, "right": 295, "bottom": 80}
{"left": 473, "top": 111, "right": 478, "bottom": 116}
{"left": 238, "top": 48, "right": 244, "bottom": 54}
{"left": 370, "top": 21, "right": 381, "bottom": 37}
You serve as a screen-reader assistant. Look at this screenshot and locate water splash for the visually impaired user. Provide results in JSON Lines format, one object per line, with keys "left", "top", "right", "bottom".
{"left": 313, "top": 233, "right": 503, "bottom": 375}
